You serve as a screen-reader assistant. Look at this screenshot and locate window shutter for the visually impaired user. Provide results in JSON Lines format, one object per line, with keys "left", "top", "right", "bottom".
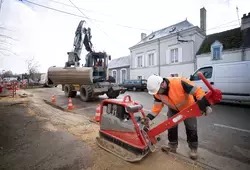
{"left": 178, "top": 47, "right": 182, "bottom": 62}
{"left": 142, "top": 55, "right": 144, "bottom": 67}
{"left": 166, "top": 49, "right": 170, "bottom": 64}
{"left": 135, "top": 56, "right": 137, "bottom": 68}
{"left": 154, "top": 52, "right": 157, "bottom": 66}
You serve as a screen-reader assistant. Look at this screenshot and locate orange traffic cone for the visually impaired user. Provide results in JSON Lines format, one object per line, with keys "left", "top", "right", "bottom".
{"left": 68, "top": 97, "right": 74, "bottom": 110}
{"left": 51, "top": 94, "right": 56, "bottom": 103}
{"left": 94, "top": 104, "right": 101, "bottom": 122}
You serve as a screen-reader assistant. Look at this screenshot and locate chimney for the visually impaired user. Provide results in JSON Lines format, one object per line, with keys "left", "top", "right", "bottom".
{"left": 240, "top": 12, "right": 250, "bottom": 61}
{"left": 141, "top": 33, "right": 146, "bottom": 40}
{"left": 200, "top": 7, "right": 207, "bottom": 35}
{"left": 241, "top": 12, "right": 250, "bottom": 30}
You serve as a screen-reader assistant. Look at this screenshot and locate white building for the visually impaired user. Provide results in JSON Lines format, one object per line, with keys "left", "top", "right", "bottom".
{"left": 129, "top": 8, "right": 207, "bottom": 80}
{"left": 108, "top": 56, "right": 130, "bottom": 84}
{"left": 196, "top": 12, "right": 250, "bottom": 68}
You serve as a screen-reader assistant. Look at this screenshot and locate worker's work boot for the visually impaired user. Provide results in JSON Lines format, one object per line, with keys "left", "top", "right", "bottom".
{"left": 189, "top": 148, "right": 198, "bottom": 160}
{"left": 161, "top": 144, "right": 177, "bottom": 153}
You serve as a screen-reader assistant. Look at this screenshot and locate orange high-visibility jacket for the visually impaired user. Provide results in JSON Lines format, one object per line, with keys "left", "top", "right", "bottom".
{"left": 151, "top": 77, "right": 206, "bottom": 116}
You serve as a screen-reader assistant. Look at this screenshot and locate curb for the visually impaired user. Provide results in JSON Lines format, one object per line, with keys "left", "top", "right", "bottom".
{"left": 168, "top": 152, "right": 219, "bottom": 170}
{"left": 43, "top": 99, "right": 99, "bottom": 125}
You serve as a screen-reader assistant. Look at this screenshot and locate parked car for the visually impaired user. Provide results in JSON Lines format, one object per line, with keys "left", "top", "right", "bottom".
{"left": 190, "top": 61, "right": 250, "bottom": 103}
{"left": 120, "top": 79, "right": 147, "bottom": 91}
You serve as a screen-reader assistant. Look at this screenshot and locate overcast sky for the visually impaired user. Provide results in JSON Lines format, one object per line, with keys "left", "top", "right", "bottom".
{"left": 0, "top": 0, "right": 249, "bottom": 74}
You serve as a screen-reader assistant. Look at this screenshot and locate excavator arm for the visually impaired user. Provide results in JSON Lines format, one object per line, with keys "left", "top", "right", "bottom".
{"left": 65, "top": 20, "right": 93, "bottom": 67}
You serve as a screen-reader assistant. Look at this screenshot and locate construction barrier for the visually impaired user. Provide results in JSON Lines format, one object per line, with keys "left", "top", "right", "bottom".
{"left": 0, "top": 81, "right": 18, "bottom": 97}
{"left": 94, "top": 104, "right": 101, "bottom": 122}
{"left": 67, "top": 97, "right": 74, "bottom": 110}
{"left": 51, "top": 94, "right": 56, "bottom": 103}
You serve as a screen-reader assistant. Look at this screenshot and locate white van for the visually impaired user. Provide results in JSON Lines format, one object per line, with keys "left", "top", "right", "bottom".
{"left": 190, "top": 61, "right": 250, "bottom": 103}
{"left": 39, "top": 73, "right": 49, "bottom": 87}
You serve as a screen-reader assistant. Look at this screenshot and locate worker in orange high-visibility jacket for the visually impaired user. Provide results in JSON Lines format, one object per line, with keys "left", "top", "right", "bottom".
{"left": 143, "top": 74, "right": 213, "bottom": 160}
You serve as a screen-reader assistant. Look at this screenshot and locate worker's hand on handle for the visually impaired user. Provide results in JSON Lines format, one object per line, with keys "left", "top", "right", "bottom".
{"left": 141, "top": 117, "right": 150, "bottom": 128}
{"left": 203, "top": 106, "right": 212, "bottom": 116}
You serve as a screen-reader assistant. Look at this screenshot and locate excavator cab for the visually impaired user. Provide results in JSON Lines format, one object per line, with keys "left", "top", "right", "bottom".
{"left": 84, "top": 51, "right": 112, "bottom": 83}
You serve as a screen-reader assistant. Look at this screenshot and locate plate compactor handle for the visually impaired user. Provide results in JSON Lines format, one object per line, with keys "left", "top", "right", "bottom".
{"left": 123, "top": 95, "right": 132, "bottom": 103}
{"left": 125, "top": 104, "right": 143, "bottom": 113}
{"left": 198, "top": 72, "right": 222, "bottom": 104}
{"left": 198, "top": 72, "right": 214, "bottom": 92}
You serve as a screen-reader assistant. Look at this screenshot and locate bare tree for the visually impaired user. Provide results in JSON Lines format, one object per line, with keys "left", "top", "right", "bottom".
{"left": 0, "top": 70, "right": 12, "bottom": 78}
{"left": 25, "top": 57, "right": 40, "bottom": 84}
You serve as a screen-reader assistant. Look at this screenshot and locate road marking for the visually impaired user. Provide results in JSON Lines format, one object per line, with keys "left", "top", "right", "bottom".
{"left": 214, "top": 124, "right": 250, "bottom": 133}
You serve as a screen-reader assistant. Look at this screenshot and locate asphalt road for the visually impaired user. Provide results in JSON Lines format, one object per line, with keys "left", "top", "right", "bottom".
{"left": 25, "top": 86, "right": 250, "bottom": 166}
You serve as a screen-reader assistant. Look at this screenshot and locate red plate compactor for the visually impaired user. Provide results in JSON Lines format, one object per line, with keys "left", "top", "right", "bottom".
{"left": 96, "top": 72, "right": 222, "bottom": 162}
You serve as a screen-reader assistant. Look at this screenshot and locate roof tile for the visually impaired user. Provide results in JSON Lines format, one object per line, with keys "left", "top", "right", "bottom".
{"left": 134, "top": 20, "right": 194, "bottom": 46}
{"left": 196, "top": 27, "right": 250, "bottom": 55}
{"left": 108, "top": 55, "right": 130, "bottom": 69}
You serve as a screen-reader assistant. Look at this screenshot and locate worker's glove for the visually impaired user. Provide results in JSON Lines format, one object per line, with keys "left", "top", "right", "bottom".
{"left": 203, "top": 106, "right": 212, "bottom": 116}
{"left": 141, "top": 113, "right": 155, "bottom": 128}
{"left": 197, "top": 96, "right": 211, "bottom": 111}
{"left": 141, "top": 117, "right": 150, "bottom": 128}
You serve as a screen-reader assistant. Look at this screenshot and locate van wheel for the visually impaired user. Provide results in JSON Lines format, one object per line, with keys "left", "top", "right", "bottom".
{"left": 132, "top": 87, "right": 136, "bottom": 91}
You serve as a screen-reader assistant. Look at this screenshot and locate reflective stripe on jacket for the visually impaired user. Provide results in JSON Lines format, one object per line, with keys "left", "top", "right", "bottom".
{"left": 151, "top": 77, "right": 205, "bottom": 115}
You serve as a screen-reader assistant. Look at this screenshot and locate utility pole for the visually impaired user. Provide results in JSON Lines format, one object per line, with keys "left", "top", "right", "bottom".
{"left": 0, "top": 0, "right": 3, "bottom": 13}
{"left": 236, "top": 6, "right": 241, "bottom": 26}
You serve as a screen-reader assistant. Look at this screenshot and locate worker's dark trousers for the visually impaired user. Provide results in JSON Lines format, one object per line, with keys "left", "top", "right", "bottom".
{"left": 167, "top": 109, "right": 198, "bottom": 149}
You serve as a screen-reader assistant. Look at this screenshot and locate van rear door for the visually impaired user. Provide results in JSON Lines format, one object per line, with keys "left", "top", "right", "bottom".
{"left": 213, "top": 62, "right": 250, "bottom": 100}
{"left": 190, "top": 66, "right": 214, "bottom": 92}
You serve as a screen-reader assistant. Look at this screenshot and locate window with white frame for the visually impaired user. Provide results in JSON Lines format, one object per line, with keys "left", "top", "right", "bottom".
{"left": 112, "top": 70, "right": 117, "bottom": 83}
{"left": 170, "top": 48, "right": 178, "bottom": 63}
{"left": 137, "top": 56, "right": 143, "bottom": 67}
{"left": 148, "top": 53, "right": 155, "bottom": 66}
{"left": 212, "top": 46, "right": 221, "bottom": 60}
{"left": 211, "top": 40, "right": 223, "bottom": 60}
{"left": 120, "top": 69, "right": 127, "bottom": 83}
